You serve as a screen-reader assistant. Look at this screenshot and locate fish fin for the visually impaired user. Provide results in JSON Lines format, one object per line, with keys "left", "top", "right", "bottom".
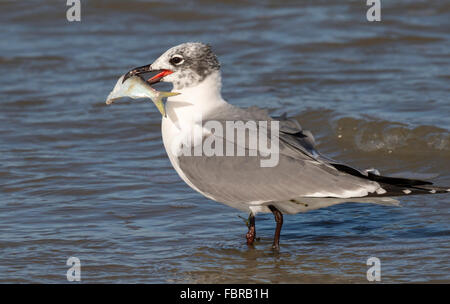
{"left": 159, "top": 92, "right": 180, "bottom": 98}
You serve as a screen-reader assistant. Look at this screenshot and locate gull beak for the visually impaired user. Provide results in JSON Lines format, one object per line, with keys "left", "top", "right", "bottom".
{"left": 122, "top": 64, "right": 152, "bottom": 83}
{"left": 123, "top": 64, "right": 173, "bottom": 84}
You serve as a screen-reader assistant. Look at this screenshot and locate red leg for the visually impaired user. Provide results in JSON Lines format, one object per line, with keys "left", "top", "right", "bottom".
{"left": 269, "top": 205, "right": 283, "bottom": 250}
{"left": 246, "top": 213, "right": 256, "bottom": 246}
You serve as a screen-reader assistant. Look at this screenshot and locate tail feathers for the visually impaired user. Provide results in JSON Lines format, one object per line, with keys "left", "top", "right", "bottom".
{"left": 408, "top": 185, "right": 449, "bottom": 194}
{"left": 366, "top": 171, "right": 432, "bottom": 187}
{"left": 366, "top": 171, "right": 448, "bottom": 196}
{"left": 330, "top": 163, "right": 449, "bottom": 197}
{"left": 372, "top": 183, "right": 449, "bottom": 197}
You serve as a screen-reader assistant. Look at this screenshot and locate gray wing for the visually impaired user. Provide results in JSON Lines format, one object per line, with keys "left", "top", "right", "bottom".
{"left": 177, "top": 104, "right": 383, "bottom": 204}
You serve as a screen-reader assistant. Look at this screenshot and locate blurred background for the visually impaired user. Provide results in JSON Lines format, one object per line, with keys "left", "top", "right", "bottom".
{"left": 0, "top": 0, "right": 449, "bottom": 283}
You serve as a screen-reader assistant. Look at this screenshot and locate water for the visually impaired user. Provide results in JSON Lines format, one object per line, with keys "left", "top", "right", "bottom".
{"left": 0, "top": 0, "right": 449, "bottom": 283}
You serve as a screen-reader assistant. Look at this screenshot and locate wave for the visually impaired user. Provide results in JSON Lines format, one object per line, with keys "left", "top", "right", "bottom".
{"left": 333, "top": 116, "right": 450, "bottom": 153}
{"left": 293, "top": 110, "right": 449, "bottom": 155}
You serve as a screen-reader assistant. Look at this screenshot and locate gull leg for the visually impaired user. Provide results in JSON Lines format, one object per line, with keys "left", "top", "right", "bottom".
{"left": 269, "top": 205, "right": 283, "bottom": 250}
{"left": 246, "top": 213, "right": 256, "bottom": 246}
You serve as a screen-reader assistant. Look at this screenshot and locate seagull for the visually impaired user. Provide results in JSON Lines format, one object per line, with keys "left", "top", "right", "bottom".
{"left": 123, "top": 42, "right": 449, "bottom": 250}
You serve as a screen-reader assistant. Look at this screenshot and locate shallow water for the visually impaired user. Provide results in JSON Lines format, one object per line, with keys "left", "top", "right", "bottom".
{"left": 0, "top": 0, "right": 449, "bottom": 283}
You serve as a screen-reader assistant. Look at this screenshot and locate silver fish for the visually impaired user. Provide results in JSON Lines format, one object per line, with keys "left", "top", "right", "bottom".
{"left": 106, "top": 75, "right": 179, "bottom": 116}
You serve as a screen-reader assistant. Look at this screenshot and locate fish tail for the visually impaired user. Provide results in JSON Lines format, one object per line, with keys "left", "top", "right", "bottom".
{"left": 154, "top": 92, "right": 180, "bottom": 117}
{"left": 152, "top": 98, "right": 166, "bottom": 117}
{"left": 159, "top": 92, "right": 180, "bottom": 98}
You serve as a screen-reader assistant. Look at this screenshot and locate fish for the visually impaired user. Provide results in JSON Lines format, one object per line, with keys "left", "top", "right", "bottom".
{"left": 105, "top": 75, "right": 179, "bottom": 116}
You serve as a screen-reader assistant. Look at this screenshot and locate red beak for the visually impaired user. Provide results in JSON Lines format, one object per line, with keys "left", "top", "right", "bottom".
{"left": 123, "top": 64, "right": 173, "bottom": 84}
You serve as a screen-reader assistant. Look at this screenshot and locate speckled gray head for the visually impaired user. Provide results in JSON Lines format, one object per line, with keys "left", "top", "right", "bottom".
{"left": 150, "top": 42, "right": 220, "bottom": 90}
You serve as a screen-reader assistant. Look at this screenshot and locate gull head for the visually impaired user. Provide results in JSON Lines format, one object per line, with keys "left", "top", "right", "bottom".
{"left": 123, "top": 42, "right": 220, "bottom": 90}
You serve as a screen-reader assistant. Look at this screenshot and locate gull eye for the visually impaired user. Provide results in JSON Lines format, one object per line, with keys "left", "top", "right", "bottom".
{"left": 170, "top": 55, "right": 184, "bottom": 66}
